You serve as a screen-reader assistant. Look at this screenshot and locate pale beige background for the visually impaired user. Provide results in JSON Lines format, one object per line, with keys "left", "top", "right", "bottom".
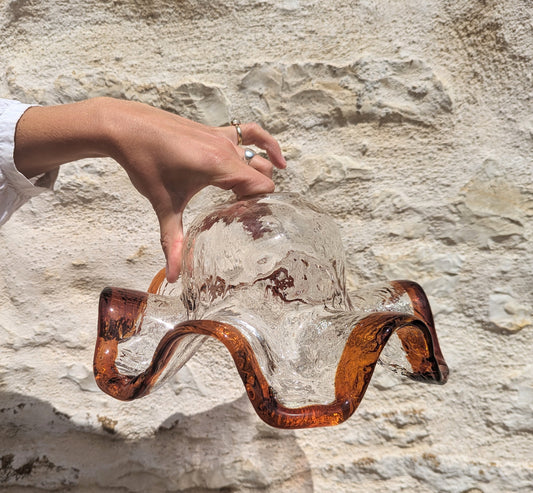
{"left": 0, "top": 1, "right": 532, "bottom": 492}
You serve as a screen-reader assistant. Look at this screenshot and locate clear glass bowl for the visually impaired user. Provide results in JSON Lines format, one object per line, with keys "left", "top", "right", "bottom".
{"left": 94, "top": 193, "right": 448, "bottom": 429}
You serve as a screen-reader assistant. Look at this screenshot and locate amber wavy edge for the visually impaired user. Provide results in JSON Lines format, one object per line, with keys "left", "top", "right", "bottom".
{"left": 93, "top": 280, "right": 448, "bottom": 429}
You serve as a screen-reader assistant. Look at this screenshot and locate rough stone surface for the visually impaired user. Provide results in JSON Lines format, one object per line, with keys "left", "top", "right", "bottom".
{"left": 0, "top": 0, "right": 532, "bottom": 492}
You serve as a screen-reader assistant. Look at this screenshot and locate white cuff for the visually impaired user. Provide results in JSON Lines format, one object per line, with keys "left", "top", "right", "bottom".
{"left": 0, "top": 100, "right": 59, "bottom": 225}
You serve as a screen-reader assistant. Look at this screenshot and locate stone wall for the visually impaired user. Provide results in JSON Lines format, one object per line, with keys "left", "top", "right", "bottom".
{"left": 0, "top": 1, "right": 531, "bottom": 491}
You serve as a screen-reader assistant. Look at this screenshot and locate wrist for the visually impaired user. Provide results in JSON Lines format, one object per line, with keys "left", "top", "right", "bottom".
{"left": 87, "top": 97, "right": 121, "bottom": 159}
{"left": 94, "top": 97, "right": 147, "bottom": 166}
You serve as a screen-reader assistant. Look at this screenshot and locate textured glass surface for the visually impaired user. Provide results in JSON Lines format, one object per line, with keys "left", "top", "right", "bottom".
{"left": 94, "top": 193, "right": 449, "bottom": 429}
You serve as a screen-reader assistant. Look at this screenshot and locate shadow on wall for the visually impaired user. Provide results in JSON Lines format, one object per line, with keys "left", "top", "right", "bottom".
{"left": 0, "top": 391, "right": 314, "bottom": 492}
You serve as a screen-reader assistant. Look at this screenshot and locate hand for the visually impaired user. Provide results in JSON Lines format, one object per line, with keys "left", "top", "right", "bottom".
{"left": 14, "top": 97, "right": 287, "bottom": 282}
{"left": 103, "top": 99, "right": 287, "bottom": 282}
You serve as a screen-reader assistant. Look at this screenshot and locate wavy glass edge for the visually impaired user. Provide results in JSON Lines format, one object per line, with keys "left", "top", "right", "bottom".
{"left": 93, "top": 279, "right": 448, "bottom": 430}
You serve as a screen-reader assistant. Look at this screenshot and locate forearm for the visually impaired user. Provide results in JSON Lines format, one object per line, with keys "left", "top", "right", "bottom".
{"left": 7, "top": 96, "right": 285, "bottom": 281}
{"left": 14, "top": 98, "right": 113, "bottom": 179}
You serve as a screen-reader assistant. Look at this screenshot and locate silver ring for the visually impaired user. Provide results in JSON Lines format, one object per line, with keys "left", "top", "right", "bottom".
{"left": 244, "top": 148, "right": 256, "bottom": 164}
{"left": 231, "top": 118, "right": 243, "bottom": 146}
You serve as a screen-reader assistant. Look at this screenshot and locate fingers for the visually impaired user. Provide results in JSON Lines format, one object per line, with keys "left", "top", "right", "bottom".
{"left": 158, "top": 211, "right": 185, "bottom": 283}
{"left": 229, "top": 164, "right": 275, "bottom": 198}
{"left": 239, "top": 148, "right": 274, "bottom": 179}
{"left": 239, "top": 122, "right": 286, "bottom": 169}
{"left": 249, "top": 155, "right": 274, "bottom": 179}
{"left": 219, "top": 122, "right": 287, "bottom": 170}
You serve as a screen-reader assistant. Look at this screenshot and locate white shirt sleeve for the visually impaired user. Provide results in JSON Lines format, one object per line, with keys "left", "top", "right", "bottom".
{"left": 0, "top": 98, "right": 58, "bottom": 226}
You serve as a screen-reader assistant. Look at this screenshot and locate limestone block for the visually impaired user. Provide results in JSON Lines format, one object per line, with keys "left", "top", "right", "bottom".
{"left": 61, "top": 363, "right": 101, "bottom": 393}
{"left": 240, "top": 58, "right": 452, "bottom": 131}
{"left": 480, "top": 364, "right": 533, "bottom": 436}
{"left": 300, "top": 153, "right": 372, "bottom": 190}
{"left": 441, "top": 159, "right": 532, "bottom": 248}
{"left": 1, "top": 0, "right": 532, "bottom": 491}
{"left": 488, "top": 289, "right": 532, "bottom": 333}
{"left": 8, "top": 66, "right": 231, "bottom": 126}
{"left": 372, "top": 244, "right": 464, "bottom": 284}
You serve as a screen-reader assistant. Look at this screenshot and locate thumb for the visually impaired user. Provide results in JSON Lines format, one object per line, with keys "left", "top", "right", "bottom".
{"left": 158, "top": 211, "right": 184, "bottom": 283}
